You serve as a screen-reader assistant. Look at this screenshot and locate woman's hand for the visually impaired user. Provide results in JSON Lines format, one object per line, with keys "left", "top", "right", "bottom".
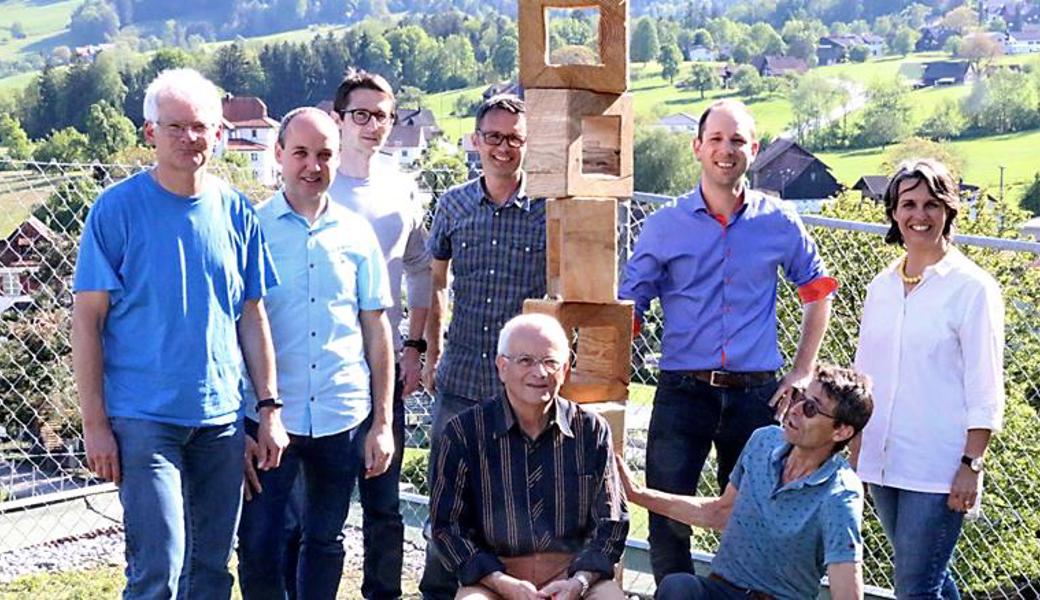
{"left": 947, "top": 465, "right": 979, "bottom": 513}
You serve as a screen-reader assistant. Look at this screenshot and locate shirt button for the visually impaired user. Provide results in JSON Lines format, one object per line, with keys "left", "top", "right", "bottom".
{"left": 310, "top": 298, "right": 315, "bottom": 303}
{"left": 482, "top": 352, "right": 488, "bottom": 358}
{"left": 309, "top": 263, "right": 314, "bottom": 268}
{"left": 486, "top": 297, "right": 492, "bottom": 303}
{"left": 310, "top": 396, "right": 315, "bottom": 402}
{"left": 310, "top": 332, "right": 316, "bottom": 337}
{"left": 462, "top": 242, "right": 468, "bottom": 248}
{"left": 483, "top": 325, "right": 489, "bottom": 331}
{"left": 489, "top": 269, "right": 495, "bottom": 275}
{"left": 311, "top": 364, "right": 317, "bottom": 369}
{"left": 525, "top": 247, "right": 530, "bottom": 252}
{"left": 492, "top": 239, "right": 498, "bottom": 246}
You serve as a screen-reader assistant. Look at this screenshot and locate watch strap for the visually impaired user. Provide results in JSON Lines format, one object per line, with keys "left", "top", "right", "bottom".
{"left": 255, "top": 397, "right": 284, "bottom": 412}
{"left": 403, "top": 338, "right": 428, "bottom": 353}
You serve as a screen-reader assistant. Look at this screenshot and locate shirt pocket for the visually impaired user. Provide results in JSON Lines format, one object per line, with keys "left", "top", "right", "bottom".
{"left": 319, "top": 250, "right": 360, "bottom": 308}
{"left": 451, "top": 227, "right": 487, "bottom": 278}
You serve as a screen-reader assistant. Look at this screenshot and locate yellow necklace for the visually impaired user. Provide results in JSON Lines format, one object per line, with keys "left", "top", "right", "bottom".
{"left": 899, "top": 255, "right": 923, "bottom": 285}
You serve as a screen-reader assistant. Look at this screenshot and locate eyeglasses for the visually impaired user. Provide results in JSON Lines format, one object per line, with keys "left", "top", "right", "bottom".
{"left": 502, "top": 353, "right": 565, "bottom": 374}
{"left": 340, "top": 109, "right": 396, "bottom": 126}
{"left": 792, "top": 387, "right": 837, "bottom": 420}
{"left": 477, "top": 130, "right": 527, "bottom": 148}
{"left": 156, "top": 121, "right": 216, "bottom": 137}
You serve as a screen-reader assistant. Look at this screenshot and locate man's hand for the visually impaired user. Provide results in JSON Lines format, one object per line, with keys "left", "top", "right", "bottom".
{"left": 614, "top": 454, "right": 643, "bottom": 502}
{"left": 243, "top": 434, "right": 264, "bottom": 502}
{"left": 84, "top": 420, "right": 121, "bottom": 484}
{"left": 400, "top": 348, "right": 423, "bottom": 396}
{"left": 365, "top": 420, "right": 394, "bottom": 478}
{"left": 539, "top": 578, "right": 584, "bottom": 600}
{"left": 947, "top": 464, "right": 980, "bottom": 513}
{"left": 421, "top": 349, "right": 438, "bottom": 394}
{"left": 484, "top": 573, "right": 543, "bottom": 600}
{"left": 255, "top": 408, "right": 289, "bottom": 470}
{"left": 769, "top": 367, "right": 813, "bottom": 419}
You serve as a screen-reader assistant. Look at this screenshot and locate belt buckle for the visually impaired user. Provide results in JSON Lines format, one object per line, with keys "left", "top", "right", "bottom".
{"left": 708, "top": 370, "right": 726, "bottom": 387}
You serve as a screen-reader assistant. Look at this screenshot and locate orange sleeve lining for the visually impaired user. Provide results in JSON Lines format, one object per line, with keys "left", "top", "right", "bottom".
{"left": 797, "top": 276, "right": 839, "bottom": 304}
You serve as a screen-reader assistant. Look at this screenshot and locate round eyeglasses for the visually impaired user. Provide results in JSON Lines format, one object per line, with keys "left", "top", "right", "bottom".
{"left": 502, "top": 353, "right": 565, "bottom": 374}
{"left": 340, "top": 109, "right": 396, "bottom": 126}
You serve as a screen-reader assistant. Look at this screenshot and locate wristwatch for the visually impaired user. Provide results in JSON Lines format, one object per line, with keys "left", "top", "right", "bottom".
{"left": 961, "top": 454, "right": 984, "bottom": 473}
{"left": 403, "top": 338, "right": 428, "bottom": 353}
{"left": 255, "top": 397, "right": 284, "bottom": 412}
{"left": 573, "top": 572, "right": 591, "bottom": 597}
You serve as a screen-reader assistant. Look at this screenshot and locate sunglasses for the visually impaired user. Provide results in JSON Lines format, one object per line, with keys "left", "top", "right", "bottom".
{"left": 791, "top": 387, "right": 836, "bottom": 420}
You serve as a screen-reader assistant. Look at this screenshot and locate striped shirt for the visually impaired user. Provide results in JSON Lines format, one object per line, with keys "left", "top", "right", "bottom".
{"left": 426, "top": 176, "right": 546, "bottom": 401}
{"left": 429, "top": 395, "right": 629, "bottom": 585}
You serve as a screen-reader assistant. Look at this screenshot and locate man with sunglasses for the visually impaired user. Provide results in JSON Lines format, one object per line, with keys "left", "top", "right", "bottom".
{"left": 618, "top": 364, "right": 874, "bottom": 600}
{"left": 619, "top": 99, "right": 837, "bottom": 584}
{"left": 421, "top": 93, "right": 546, "bottom": 599}
{"left": 429, "top": 313, "right": 628, "bottom": 600}
{"left": 322, "top": 68, "right": 432, "bottom": 600}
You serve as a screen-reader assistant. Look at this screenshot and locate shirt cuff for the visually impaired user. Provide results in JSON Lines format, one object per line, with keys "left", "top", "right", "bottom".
{"left": 457, "top": 551, "right": 507, "bottom": 586}
{"left": 797, "top": 276, "right": 839, "bottom": 304}
{"left": 568, "top": 551, "right": 617, "bottom": 580}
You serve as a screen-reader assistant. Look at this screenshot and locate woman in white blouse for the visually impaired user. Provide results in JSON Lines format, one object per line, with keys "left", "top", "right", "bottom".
{"left": 852, "top": 159, "right": 1004, "bottom": 600}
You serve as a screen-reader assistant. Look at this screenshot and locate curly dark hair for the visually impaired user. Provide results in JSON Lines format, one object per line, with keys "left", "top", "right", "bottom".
{"left": 814, "top": 363, "right": 874, "bottom": 453}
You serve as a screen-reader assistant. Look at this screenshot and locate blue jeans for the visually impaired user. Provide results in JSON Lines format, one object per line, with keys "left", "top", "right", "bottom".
{"left": 655, "top": 573, "right": 750, "bottom": 600}
{"left": 110, "top": 416, "right": 244, "bottom": 600}
{"left": 236, "top": 418, "right": 368, "bottom": 600}
{"left": 870, "top": 484, "right": 965, "bottom": 599}
{"left": 646, "top": 372, "right": 778, "bottom": 584}
{"left": 357, "top": 372, "right": 407, "bottom": 600}
{"left": 419, "top": 390, "right": 483, "bottom": 600}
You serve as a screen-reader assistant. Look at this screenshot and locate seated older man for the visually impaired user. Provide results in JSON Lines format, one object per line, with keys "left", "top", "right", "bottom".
{"left": 428, "top": 313, "right": 629, "bottom": 600}
{"left": 619, "top": 364, "right": 874, "bottom": 600}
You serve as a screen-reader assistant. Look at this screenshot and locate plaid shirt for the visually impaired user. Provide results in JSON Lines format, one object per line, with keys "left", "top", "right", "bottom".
{"left": 427, "top": 176, "right": 546, "bottom": 401}
{"left": 429, "top": 395, "right": 629, "bottom": 585}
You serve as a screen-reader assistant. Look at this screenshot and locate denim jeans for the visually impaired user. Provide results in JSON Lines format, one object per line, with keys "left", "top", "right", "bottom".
{"left": 236, "top": 417, "right": 368, "bottom": 600}
{"left": 870, "top": 484, "right": 965, "bottom": 599}
{"left": 356, "top": 371, "right": 407, "bottom": 600}
{"left": 110, "top": 416, "right": 243, "bottom": 600}
{"left": 646, "top": 371, "right": 778, "bottom": 584}
{"left": 419, "top": 390, "right": 484, "bottom": 600}
{"left": 655, "top": 573, "right": 751, "bottom": 600}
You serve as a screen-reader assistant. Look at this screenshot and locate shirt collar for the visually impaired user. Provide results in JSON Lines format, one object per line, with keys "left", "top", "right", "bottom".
{"left": 680, "top": 182, "right": 752, "bottom": 223}
{"left": 479, "top": 173, "right": 531, "bottom": 211}
{"left": 884, "top": 245, "right": 965, "bottom": 281}
{"left": 271, "top": 189, "right": 343, "bottom": 228}
{"left": 493, "top": 394, "right": 575, "bottom": 440}
{"left": 769, "top": 441, "right": 845, "bottom": 494}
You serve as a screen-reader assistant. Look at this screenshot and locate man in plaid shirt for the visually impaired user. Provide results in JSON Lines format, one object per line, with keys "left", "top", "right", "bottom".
{"left": 420, "top": 93, "right": 546, "bottom": 600}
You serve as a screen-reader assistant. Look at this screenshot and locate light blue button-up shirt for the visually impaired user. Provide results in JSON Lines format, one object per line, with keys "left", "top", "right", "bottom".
{"left": 713, "top": 426, "right": 864, "bottom": 599}
{"left": 246, "top": 191, "right": 393, "bottom": 437}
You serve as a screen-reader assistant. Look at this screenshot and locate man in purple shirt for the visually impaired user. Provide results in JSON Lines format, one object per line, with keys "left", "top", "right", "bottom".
{"left": 619, "top": 99, "right": 837, "bottom": 584}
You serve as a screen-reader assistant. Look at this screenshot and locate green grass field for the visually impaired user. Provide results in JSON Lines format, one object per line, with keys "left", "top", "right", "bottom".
{"left": 0, "top": 0, "right": 80, "bottom": 61}
{"left": 819, "top": 127, "right": 1040, "bottom": 201}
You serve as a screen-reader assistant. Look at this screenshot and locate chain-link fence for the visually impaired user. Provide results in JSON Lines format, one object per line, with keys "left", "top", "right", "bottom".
{"left": 0, "top": 160, "right": 1038, "bottom": 598}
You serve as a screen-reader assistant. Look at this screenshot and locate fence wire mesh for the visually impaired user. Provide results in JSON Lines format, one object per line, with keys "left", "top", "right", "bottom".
{"left": 0, "top": 161, "right": 1037, "bottom": 599}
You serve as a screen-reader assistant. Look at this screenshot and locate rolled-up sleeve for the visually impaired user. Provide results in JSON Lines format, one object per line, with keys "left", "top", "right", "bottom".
{"left": 960, "top": 282, "right": 1005, "bottom": 432}
{"left": 570, "top": 424, "right": 629, "bottom": 579}
{"left": 781, "top": 212, "right": 838, "bottom": 304}
{"left": 429, "top": 417, "right": 505, "bottom": 585}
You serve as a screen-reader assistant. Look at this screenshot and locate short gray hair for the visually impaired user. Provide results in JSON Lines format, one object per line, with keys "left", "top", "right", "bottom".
{"left": 496, "top": 313, "right": 569, "bottom": 357}
{"left": 143, "top": 68, "right": 222, "bottom": 124}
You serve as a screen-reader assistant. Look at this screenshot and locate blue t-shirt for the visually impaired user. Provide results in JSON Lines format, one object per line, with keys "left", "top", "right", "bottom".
{"left": 73, "top": 170, "right": 278, "bottom": 426}
{"left": 713, "top": 426, "right": 864, "bottom": 600}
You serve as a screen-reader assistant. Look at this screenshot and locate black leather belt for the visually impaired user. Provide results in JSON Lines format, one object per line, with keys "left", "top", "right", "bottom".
{"left": 709, "top": 572, "right": 775, "bottom": 599}
{"left": 678, "top": 370, "right": 775, "bottom": 388}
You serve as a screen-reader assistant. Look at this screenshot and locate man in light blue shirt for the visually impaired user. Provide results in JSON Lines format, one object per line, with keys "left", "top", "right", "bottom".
{"left": 619, "top": 364, "right": 874, "bottom": 600}
{"left": 71, "top": 68, "right": 287, "bottom": 600}
{"left": 235, "top": 107, "right": 395, "bottom": 600}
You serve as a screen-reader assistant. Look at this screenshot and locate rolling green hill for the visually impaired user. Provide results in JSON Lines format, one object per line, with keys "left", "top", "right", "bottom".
{"left": 0, "top": 0, "right": 80, "bottom": 61}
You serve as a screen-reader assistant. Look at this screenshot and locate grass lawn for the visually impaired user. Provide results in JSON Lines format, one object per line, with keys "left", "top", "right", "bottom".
{"left": 425, "top": 85, "right": 485, "bottom": 141}
{"left": 0, "top": 0, "right": 79, "bottom": 61}
{"left": 819, "top": 127, "right": 1040, "bottom": 202}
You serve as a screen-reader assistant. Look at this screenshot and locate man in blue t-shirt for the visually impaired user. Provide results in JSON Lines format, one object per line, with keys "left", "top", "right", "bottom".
{"left": 71, "top": 68, "right": 288, "bottom": 600}
{"left": 619, "top": 364, "right": 874, "bottom": 600}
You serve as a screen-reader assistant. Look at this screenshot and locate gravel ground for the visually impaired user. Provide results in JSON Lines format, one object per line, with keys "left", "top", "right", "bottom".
{"left": 0, "top": 523, "right": 428, "bottom": 590}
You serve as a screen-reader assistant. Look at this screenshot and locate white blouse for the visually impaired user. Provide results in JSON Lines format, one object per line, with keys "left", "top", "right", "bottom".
{"left": 854, "top": 247, "right": 1005, "bottom": 494}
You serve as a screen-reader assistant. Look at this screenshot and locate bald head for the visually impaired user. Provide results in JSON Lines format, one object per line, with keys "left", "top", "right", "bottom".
{"left": 697, "top": 99, "right": 757, "bottom": 142}
{"left": 278, "top": 107, "right": 340, "bottom": 149}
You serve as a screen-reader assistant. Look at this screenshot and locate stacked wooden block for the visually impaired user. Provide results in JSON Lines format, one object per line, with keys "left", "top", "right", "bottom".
{"left": 519, "top": 0, "right": 632, "bottom": 453}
